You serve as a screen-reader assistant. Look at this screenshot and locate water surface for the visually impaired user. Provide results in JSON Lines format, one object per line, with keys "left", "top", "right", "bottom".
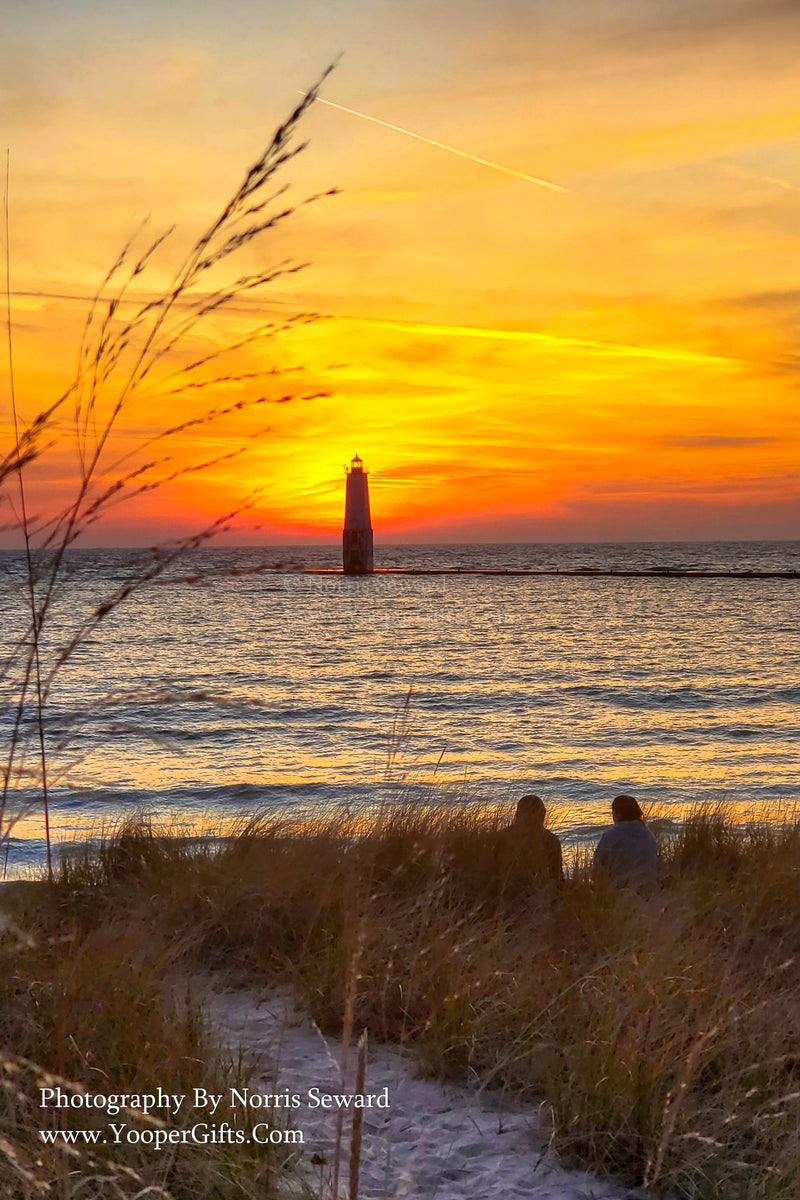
{"left": 2, "top": 541, "right": 798, "bottom": 874}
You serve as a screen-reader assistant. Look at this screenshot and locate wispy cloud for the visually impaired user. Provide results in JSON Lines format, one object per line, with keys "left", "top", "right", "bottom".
{"left": 344, "top": 317, "right": 742, "bottom": 366}
{"left": 722, "top": 164, "right": 800, "bottom": 193}
{"left": 660, "top": 435, "right": 776, "bottom": 448}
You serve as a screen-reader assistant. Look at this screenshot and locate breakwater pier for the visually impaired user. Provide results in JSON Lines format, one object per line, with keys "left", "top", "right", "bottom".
{"left": 307, "top": 567, "right": 800, "bottom": 580}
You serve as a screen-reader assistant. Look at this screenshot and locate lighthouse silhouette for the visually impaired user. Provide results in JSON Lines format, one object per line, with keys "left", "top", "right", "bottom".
{"left": 342, "top": 454, "right": 374, "bottom": 574}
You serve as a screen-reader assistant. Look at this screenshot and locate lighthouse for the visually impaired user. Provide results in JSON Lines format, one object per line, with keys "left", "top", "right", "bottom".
{"left": 343, "top": 454, "right": 374, "bottom": 574}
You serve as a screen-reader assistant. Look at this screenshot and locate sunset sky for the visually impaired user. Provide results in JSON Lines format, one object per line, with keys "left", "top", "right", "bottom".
{"left": 2, "top": 0, "right": 800, "bottom": 544}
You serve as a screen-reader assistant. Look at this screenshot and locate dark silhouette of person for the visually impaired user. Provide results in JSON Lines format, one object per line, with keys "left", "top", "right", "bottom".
{"left": 513, "top": 794, "right": 563, "bottom": 882}
{"left": 593, "top": 794, "right": 659, "bottom": 888}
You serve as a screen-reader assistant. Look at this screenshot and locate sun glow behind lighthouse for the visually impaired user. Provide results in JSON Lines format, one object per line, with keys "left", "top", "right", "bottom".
{"left": 2, "top": 0, "right": 800, "bottom": 545}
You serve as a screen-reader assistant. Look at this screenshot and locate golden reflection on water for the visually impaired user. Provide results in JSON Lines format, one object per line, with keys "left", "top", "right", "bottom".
{"left": 3, "top": 545, "right": 799, "bottom": 876}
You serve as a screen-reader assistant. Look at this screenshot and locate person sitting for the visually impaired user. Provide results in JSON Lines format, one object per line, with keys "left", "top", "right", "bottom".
{"left": 593, "top": 794, "right": 659, "bottom": 889}
{"left": 513, "top": 794, "right": 563, "bottom": 882}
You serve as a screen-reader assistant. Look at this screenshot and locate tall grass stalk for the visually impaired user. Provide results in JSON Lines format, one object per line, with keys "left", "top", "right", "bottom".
{"left": 3, "top": 150, "right": 52, "bottom": 879}
{"left": 348, "top": 1029, "right": 368, "bottom": 1200}
{"left": 1, "top": 70, "right": 336, "bottom": 868}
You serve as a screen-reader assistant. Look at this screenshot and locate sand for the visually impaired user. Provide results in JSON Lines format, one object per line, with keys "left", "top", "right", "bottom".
{"left": 203, "top": 985, "right": 640, "bottom": 1200}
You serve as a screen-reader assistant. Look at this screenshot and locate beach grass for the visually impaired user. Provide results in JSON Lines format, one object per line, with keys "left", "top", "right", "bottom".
{"left": 0, "top": 880, "right": 299, "bottom": 1199}
{"left": 14, "top": 802, "right": 797, "bottom": 1198}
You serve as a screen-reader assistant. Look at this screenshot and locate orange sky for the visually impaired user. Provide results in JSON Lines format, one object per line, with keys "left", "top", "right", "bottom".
{"left": 2, "top": 0, "right": 799, "bottom": 545}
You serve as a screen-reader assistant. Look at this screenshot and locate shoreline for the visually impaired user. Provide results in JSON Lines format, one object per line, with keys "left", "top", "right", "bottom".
{"left": 5, "top": 798, "right": 800, "bottom": 883}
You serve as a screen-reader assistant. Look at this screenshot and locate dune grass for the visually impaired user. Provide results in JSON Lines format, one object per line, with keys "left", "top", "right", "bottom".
{"left": 0, "top": 879, "right": 303, "bottom": 1199}
{"left": 14, "top": 802, "right": 795, "bottom": 1199}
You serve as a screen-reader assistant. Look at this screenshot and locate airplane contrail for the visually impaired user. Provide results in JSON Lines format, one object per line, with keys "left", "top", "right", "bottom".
{"left": 304, "top": 94, "right": 572, "bottom": 194}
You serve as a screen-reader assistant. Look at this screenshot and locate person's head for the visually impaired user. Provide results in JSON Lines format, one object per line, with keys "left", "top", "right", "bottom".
{"left": 612, "top": 794, "right": 644, "bottom": 823}
{"left": 515, "top": 794, "right": 546, "bottom": 829}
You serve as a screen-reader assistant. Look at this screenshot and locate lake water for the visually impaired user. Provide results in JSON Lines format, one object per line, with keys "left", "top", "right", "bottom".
{"left": 2, "top": 541, "right": 799, "bottom": 875}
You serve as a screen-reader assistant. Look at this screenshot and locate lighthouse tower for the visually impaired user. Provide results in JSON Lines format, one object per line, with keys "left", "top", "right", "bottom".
{"left": 343, "top": 454, "right": 374, "bottom": 574}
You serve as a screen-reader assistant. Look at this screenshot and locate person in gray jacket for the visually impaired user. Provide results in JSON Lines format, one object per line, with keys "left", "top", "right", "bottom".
{"left": 593, "top": 794, "right": 659, "bottom": 889}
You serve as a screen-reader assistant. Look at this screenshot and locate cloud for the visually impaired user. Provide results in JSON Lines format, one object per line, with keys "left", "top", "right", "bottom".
{"left": 612, "top": 0, "right": 800, "bottom": 50}
{"left": 660, "top": 435, "right": 777, "bottom": 449}
{"left": 734, "top": 290, "right": 800, "bottom": 311}
{"left": 345, "top": 317, "right": 742, "bottom": 366}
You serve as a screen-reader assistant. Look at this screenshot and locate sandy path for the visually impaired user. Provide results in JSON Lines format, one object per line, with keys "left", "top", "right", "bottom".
{"left": 203, "top": 986, "right": 639, "bottom": 1200}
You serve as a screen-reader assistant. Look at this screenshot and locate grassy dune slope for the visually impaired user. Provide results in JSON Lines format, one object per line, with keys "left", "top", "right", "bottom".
{"left": 4, "top": 804, "right": 800, "bottom": 1198}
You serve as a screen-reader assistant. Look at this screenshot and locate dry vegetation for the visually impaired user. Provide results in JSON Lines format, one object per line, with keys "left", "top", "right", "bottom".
{"left": 3, "top": 803, "right": 797, "bottom": 1199}
{"left": 0, "top": 883, "right": 299, "bottom": 1199}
